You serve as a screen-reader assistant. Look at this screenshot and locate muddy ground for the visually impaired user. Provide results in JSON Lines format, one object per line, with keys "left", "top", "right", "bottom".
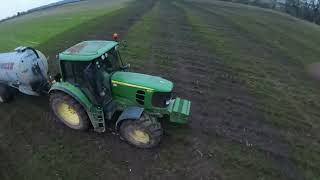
{"left": 0, "top": 0, "right": 318, "bottom": 179}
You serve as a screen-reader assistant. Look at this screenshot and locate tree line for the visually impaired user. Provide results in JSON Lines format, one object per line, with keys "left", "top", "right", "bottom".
{"left": 0, "top": 0, "right": 81, "bottom": 24}
{"left": 285, "top": 0, "right": 320, "bottom": 24}
{"left": 223, "top": 0, "right": 320, "bottom": 25}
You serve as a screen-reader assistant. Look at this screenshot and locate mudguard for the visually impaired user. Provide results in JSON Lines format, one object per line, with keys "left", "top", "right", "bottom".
{"left": 49, "top": 82, "right": 92, "bottom": 110}
{"left": 115, "top": 106, "right": 144, "bottom": 131}
{"left": 49, "top": 82, "right": 106, "bottom": 133}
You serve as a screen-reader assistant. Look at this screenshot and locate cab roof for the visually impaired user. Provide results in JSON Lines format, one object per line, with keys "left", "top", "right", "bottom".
{"left": 59, "top": 41, "right": 118, "bottom": 61}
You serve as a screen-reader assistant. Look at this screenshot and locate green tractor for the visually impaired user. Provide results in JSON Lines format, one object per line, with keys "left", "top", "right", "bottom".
{"left": 49, "top": 40, "right": 191, "bottom": 148}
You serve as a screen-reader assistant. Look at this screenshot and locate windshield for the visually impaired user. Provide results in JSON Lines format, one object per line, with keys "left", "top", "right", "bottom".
{"left": 103, "top": 48, "right": 121, "bottom": 73}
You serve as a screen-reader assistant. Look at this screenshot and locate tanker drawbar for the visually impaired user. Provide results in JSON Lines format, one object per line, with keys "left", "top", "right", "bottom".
{"left": 0, "top": 47, "right": 48, "bottom": 96}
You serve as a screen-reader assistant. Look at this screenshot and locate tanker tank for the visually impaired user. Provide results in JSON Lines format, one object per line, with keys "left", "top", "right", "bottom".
{"left": 0, "top": 47, "right": 48, "bottom": 96}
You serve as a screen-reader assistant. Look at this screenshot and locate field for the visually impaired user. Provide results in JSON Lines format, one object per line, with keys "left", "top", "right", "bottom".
{"left": 0, "top": 0, "right": 131, "bottom": 51}
{"left": 1, "top": 0, "right": 320, "bottom": 179}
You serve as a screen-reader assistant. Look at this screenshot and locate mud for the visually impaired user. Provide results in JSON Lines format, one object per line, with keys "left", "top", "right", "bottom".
{"left": 141, "top": 1, "right": 299, "bottom": 179}
{"left": 0, "top": 0, "right": 309, "bottom": 179}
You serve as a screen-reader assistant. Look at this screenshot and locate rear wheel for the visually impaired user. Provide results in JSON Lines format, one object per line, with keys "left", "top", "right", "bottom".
{"left": 119, "top": 113, "right": 163, "bottom": 148}
{"left": 0, "top": 85, "right": 12, "bottom": 103}
{"left": 50, "top": 92, "right": 90, "bottom": 130}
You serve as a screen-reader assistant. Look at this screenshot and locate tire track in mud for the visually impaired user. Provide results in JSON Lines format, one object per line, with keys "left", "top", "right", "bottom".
{"left": 188, "top": 3, "right": 320, "bottom": 178}
{"left": 134, "top": 1, "right": 223, "bottom": 179}
{"left": 0, "top": 1, "right": 160, "bottom": 179}
{"left": 0, "top": 0, "right": 305, "bottom": 179}
{"left": 143, "top": 0, "right": 303, "bottom": 179}
{"left": 141, "top": 0, "right": 244, "bottom": 179}
{"left": 39, "top": 0, "right": 157, "bottom": 76}
{"left": 176, "top": 1, "right": 305, "bottom": 179}
{"left": 198, "top": 2, "right": 317, "bottom": 129}
{"left": 207, "top": 3, "right": 320, "bottom": 141}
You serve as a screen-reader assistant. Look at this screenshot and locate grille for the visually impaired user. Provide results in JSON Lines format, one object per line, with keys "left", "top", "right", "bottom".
{"left": 136, "top": 90, "right": 145, "bottom": 105}
{"left": 152, "top": 92, "right": 172, "bottom": 108}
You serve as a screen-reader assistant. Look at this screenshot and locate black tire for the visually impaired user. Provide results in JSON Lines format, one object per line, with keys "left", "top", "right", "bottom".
{"left": 50, "top": 91, "right": 90, "bottom": 131}
{"left": 119, "top": 113, "right": 163, "bottom": 149}
{"left": 0, "top": 85, "right": 12, "bottom": 103}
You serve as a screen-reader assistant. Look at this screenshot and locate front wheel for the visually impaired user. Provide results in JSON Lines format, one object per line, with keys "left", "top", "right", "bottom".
{"left": 119, "top": 113, "right": 163, "bottom": 148}
{"left": 50, "top": 92, "right": 90, "bottom": 131}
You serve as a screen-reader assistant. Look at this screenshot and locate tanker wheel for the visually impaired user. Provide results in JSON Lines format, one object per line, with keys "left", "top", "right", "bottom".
{"left": 0, "top": 85, "right": 12, "bottom": 103}
{"left": 50, "top": 92, "right": 90, "bottom": 131}
{"left": 119, "top": 113, "right": 163, "bottom": 149}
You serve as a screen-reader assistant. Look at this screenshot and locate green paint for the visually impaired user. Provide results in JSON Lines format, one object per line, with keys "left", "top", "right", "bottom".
{"left": 52, "top": 40, "right": 190, "bottom": 132}
{"left": 167, "top": 98, "right": 191, "bottom": 124}
{"left": 49, "top": 82, "right": 92, "bottom": 110}
{"left": 111, "top": 72, "right": 173, "bottom": 92}
{"left": 59, "top": 41, "right": 118, "bottom": 61}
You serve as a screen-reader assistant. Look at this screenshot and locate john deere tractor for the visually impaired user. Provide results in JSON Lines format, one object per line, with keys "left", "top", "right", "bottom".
{"left": 49, "top": 40, "right": 191, "bottom": 148}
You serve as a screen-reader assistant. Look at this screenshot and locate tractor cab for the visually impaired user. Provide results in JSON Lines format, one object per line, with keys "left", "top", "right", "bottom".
{"left": 51, "top": 40, "right": 124, "bottom": 133}
{"left": 58, "top": 41, "right": 124, "bottom": 104}
{"left": 58, "top": 40, "right": 122, "bottom": 80}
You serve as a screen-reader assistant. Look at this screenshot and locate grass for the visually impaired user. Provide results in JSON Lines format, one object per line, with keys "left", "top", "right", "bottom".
{"left": 0, "top": 0, "right": 148, "bottom": 179}
{"left": 121, "top": 1, "right": 296, "bottom": 178}
{"left": 0, "top": 0, "right": 131, "bottom": 51}
{"left": 0, "top": 0, "right": 320, "bottom": 179}
{"left": 121, "top": 1, "right": 159, "bottom": 70}
{"left": 176, "top": 0, "right": 320, "bottom": 179}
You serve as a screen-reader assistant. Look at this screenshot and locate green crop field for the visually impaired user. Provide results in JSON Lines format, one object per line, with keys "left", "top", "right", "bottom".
{"left": 0, "top": 0, "right": 320, "bottom": 180}
{"left": 0, "top": 0, "right": 131, "bottom": 51}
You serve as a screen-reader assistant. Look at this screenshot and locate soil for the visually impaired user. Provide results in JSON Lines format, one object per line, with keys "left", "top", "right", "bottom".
{"left": 0, "top": 0, "right": 307, "bottom": 180}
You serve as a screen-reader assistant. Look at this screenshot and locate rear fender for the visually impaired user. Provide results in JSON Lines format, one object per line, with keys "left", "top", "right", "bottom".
{"left": 115, "top": 107, "right": 144, "bottom": 131}
{"left": 49, "top": 82, "right": 106, "bottom": 132}
{"left": 49, "top": 82, "right": 92, "bottom": 110}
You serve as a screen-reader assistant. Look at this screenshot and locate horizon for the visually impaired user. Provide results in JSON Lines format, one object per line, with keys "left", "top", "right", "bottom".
{"left": 0, "top": 0, "right": 61, "bottom": 20}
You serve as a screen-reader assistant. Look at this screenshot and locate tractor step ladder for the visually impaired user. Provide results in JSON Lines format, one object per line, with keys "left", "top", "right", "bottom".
{"left": 90, "top": 106, "right": 106, "bottom": 133}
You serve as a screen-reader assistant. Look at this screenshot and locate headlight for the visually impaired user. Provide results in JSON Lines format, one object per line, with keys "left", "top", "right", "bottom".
{"left": 101, "top": 55, "right": 105, "bottom": 60}
{"left": 166, "top": 99, "right": 172, "bottom": 105}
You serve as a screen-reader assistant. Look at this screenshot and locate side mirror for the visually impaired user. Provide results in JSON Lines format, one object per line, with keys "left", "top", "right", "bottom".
{"left": 120, "top": 40, "right": 128, "bottom": 48}
{"left": 121, "top": 64, "right": 130, "bottom": 71}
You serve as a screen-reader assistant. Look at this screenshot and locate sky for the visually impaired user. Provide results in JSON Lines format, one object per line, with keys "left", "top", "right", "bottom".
{"left": 0, "top": 0, "right": 61, "bottom": 20}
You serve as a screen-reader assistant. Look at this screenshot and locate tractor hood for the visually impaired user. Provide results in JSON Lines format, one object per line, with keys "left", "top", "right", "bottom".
{"left": 111, "top": 72, "right": 173, "bottom": 92}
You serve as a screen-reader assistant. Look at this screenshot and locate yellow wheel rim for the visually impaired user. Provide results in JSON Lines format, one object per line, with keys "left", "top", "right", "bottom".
{"left": 57, "top": 102, "right": 80, "bottom": 126}
{"left": 130, "top": 130, "right": 150, "bottom": 144}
